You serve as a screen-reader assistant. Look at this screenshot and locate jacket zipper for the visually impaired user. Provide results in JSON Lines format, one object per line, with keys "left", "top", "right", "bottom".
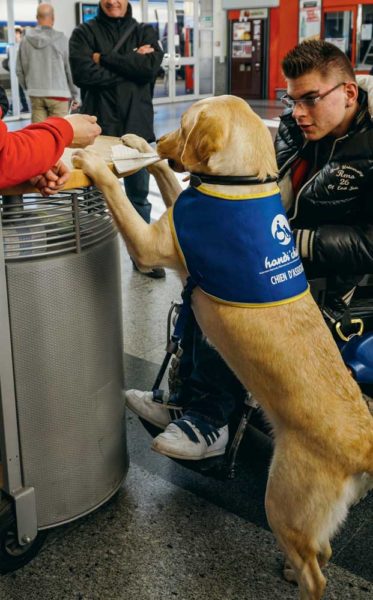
{"left": 288, "top": 134, "right": 348, "bottom": 225}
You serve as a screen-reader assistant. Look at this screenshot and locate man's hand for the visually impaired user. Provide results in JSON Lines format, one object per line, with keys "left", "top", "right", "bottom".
{"left": 70, "top": 99, "right": 81, "bottom": 112}
{"left": 136, "top": 45, "right": 154, "bottom": 55}
{"left": 30, "top": 160, "right": 70, "bottom": 196}
{"left": 92, "top": 52, "right": 101, "bottom": 64}
{"left": 72, "top": 148, "right": 117, "bottom": 188}
{"left": 65, "top": 114, "right": 102, "bottom": 148}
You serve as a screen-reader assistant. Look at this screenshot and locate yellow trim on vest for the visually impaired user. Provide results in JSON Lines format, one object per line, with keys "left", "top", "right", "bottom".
{"left": 197, "top": 184, "right": 281, "bottom": 201}
{"left": 200, "top": 286, "right": 310, "bottom": 308}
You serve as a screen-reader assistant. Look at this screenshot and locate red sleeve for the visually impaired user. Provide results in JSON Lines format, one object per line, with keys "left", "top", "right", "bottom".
{"left": 0, "top": 117, "right": 74, "bottom": 188}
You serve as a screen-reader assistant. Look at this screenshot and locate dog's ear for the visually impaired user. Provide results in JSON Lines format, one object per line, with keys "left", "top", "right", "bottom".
{"left": 181, "top": 109, "right": 225, "bottom": 171}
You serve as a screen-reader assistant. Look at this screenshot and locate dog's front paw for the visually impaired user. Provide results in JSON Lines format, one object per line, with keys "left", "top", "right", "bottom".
{"left": 121, "top": 134, "right": 154, "bottom": 155}
{"left": 72, "top": 148, "right": 116, "bottom": 188}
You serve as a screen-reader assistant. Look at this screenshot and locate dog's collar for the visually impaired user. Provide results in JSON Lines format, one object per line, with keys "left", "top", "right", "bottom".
{"left": 190, "top": 173, "right": 278, "bottom": 187}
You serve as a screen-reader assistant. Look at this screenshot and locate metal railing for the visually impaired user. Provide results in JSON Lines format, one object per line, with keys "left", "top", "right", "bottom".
{"left": 1, "top": 187, "right": 116, "bottom": 260}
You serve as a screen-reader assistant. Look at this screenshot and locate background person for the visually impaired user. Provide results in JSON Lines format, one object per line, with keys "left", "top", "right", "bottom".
{"left": 125, "top": 40, "right": 373, "bottom": 460}
{"left": 16, "top": 3, "right": 79, "bottom": 123}
{"left": 0, "top": 86, "right": 9, "bottom": 118}
{"left": 13, "top": 26, "right": 29, "bottom": 114}
{"left": 69, "top": 0, "right": 165, "bottom": 278}
{"left": 2, "top": 26, "right": 29, "bottom": 114}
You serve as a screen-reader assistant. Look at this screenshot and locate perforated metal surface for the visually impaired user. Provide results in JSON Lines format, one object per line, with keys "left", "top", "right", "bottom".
{"left": 4, "top": 230, "right": 128, "bottom": 527}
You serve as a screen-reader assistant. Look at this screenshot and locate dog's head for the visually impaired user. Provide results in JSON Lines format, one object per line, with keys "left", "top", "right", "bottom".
{"left": 157, "top": 95, "right": 277, "bottom": 180}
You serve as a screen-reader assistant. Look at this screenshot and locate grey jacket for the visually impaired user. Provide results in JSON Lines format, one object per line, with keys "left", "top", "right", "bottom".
{"left": 16, "top": 26, "right": 78, "bottom": 99}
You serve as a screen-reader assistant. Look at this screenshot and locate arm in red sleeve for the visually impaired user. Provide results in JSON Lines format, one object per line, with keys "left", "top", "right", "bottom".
{"left": 0, "top": 117, "right": 74, "bottom": 189}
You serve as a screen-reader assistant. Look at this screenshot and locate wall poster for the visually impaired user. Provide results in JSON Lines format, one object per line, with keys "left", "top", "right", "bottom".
{"left": 299, "top": 0, "right": 321, "bottom": 43}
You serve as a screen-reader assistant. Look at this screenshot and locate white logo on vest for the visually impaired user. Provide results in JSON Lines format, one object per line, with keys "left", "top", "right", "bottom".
{"left": 271, "top": 214, "right": 292, "bottom": 246}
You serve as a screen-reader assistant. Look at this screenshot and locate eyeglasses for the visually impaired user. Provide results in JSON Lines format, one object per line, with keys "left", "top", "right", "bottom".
{"left": 281, "top": 82, "right": 346, "bottom": 109}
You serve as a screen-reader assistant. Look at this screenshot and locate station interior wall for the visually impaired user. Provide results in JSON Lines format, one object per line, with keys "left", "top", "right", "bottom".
{"left": 4, "top": 0, "right": 227, "bottom": 59}
{"left": 226, "top": 0, "right": 373, "bottom": 99}
{"left": 2, "top": 0, "right": 372, "bottom": 101}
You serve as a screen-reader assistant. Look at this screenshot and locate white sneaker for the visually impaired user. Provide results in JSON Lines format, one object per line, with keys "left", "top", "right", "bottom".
{"left": 125, "top": 389, "right": 183, "bottom": 429}
{"left": 152, "top": 419, "right": 228, "bottom": 460}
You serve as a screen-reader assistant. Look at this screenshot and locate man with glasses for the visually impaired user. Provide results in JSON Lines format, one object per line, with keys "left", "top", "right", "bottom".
{"left": 125, "top": 40, "right": 373, "bottom": 460}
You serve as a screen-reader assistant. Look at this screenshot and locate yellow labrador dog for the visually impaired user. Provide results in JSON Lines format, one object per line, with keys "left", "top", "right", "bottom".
{"left": 73, "top": 95, "right": 373, "bottom": 600}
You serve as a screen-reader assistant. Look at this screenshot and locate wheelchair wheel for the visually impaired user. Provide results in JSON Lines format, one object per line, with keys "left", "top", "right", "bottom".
{"left": 0, "top": 495, "right": 47, "bottom": 574}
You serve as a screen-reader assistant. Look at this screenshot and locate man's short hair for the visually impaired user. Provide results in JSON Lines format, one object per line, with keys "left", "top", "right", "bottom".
{"left": 282, "top": 40, "right": 355, "bottom": 82}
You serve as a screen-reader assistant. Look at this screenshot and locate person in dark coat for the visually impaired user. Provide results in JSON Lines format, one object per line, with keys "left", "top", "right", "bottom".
{"left": 0, "top": 86, "right": 9, "bottom": 118}
{"left": 125, "top": 40, "right": 373, "bottom": 459}
{"left": 69, "top": 0, "right": 165, "bottom": 278}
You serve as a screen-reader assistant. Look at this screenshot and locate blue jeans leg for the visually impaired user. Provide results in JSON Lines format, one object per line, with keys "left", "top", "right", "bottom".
{"left": 124, "top": 168, "right": 151, "bottom": 224}
{"left": 176, "top": 312, "right": 246, "bottom": 428}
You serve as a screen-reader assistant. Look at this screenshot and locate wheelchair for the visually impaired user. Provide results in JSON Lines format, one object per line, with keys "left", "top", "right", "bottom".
{"left": 141, "top": 276, "right": 373, "bottom": 479}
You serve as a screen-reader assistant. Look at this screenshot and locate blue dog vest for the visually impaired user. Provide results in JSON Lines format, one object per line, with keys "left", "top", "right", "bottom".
{"left": 169, "top": 185, "right": 309, "bottom": 307}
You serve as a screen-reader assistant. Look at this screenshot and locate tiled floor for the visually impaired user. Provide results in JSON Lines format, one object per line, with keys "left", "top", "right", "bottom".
{"left": 0, "top": 101, "right": 372, "bottom": 600}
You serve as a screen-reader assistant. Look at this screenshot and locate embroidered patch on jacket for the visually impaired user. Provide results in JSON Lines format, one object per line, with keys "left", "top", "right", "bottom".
{"left": 169, "top": 186, "right": 309, "bottom": 307}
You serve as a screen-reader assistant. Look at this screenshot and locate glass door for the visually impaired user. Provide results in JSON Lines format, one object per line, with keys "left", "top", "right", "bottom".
{"left": 199, "top": 0, "right": 214, "bottom": 96}
{"left": 147, "top": 0, "right": 171, "bottom": 100}
{"left": 146, "top": 0, "right": 212, "bottom": 103}
{"left": 357, "top": 3, "right": 373, "bottom": 69}
{"left": 173, "top": 0, "right": 196, "bottom": 99}
{"left": 322, "top": 5, "right": 357, "bottom": 64}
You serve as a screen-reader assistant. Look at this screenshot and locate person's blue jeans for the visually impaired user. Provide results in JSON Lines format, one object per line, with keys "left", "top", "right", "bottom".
{"left": 124, "top": 168, "right": 151, "bottom": 223}
{"left": 176, "top": 312, "right": 246, "bottom": 428}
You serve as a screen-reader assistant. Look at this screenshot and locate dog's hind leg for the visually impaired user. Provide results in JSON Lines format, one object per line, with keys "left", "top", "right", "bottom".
{"left": 264, "top": 447, "right": 342, "bottom": 599}
{"left": 266, "top": 504, "right": 327, "bottom": 598}
{"left": 317, "top": 542, "right": 332, "bottom": 569}
{"left": 283, "top": 542, "right": 331, "bottom": 585}
{"left": 283, "top": 541, "right": 331, "bottom": 583}
{"left": 269, "top": 524, "right": 326, "bottom": 600}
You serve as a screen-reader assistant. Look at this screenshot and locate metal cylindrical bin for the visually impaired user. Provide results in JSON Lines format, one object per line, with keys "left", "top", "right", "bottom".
{"left": 1, "top": 188, "right": 128, "bottom": 529}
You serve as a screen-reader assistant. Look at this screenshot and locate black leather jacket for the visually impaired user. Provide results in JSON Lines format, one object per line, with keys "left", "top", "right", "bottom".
{"left": 69, "top": 3, "right": 163, "bottom": 140}
{"left": 275, "top": 90, "right": 373, "bottom": 283}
